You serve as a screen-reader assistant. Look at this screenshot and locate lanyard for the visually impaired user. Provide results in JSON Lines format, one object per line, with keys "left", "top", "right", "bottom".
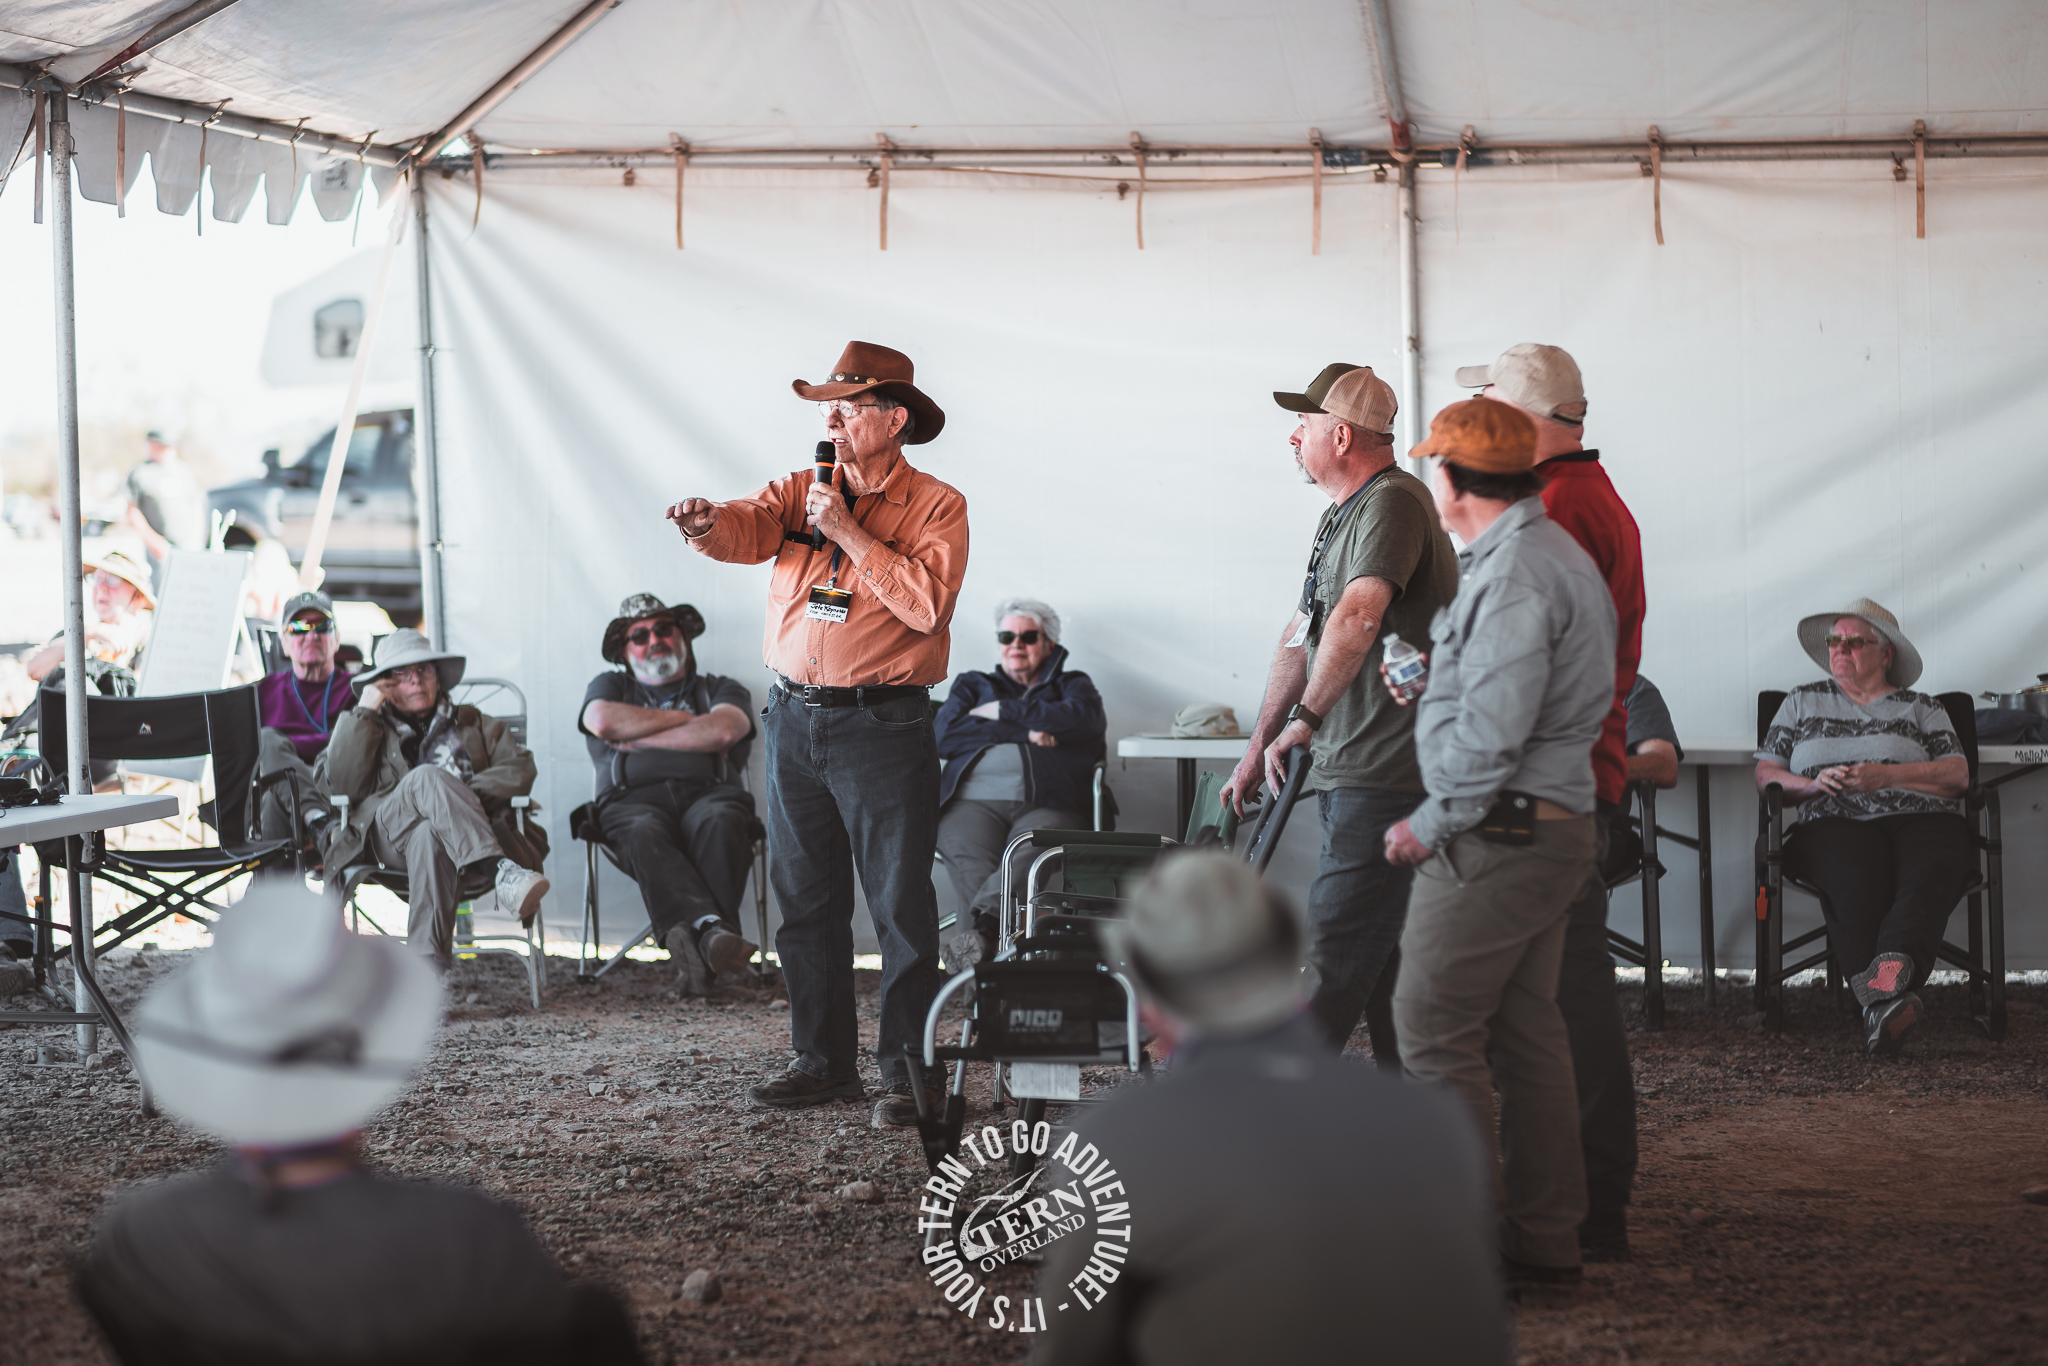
{"left": 815, "top": 486, "right": 861, "bottom": 591}
{"left": 1298, "top": 467, "right": 1387, "bottom": 612}
{"left": 289, "top": 670, "right": 339, "bottom": 737}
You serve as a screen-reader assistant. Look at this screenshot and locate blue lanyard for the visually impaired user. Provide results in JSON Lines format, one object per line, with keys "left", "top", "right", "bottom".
{"left": 290, "top": 670, "right": 339, "bottom": 737}
{"left": 1299, "top": 467, "right": 1387, "bottom": 612}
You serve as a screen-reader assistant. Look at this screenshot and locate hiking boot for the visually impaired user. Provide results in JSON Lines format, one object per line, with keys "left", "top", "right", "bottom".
{"left": 1865, "top": 992, "right": 1924, "bottom": 1057}
{"left": 748, "top": 1067, "right": 865, "bottom": 1110}
{"left": 1579, "top": 1227, "right": 1632, "bottom": 1264}
{"left": 494, "top": 859, "right": 549, "bottom": 927}
{"left": 871, "top": 1077, "right": 943, "bottom": 1130}
{"left": 664, "top": 924, "right": 713, "bottom": 998}
{"left": 698, "top": 924, "right": 758, "bottom": 977}
{"left": 945, "top": 921, "right": 994, "bottom": 971}
{"left": 0, "top": 958, "right": 32, "bottom": 1000}
{"left": 1503, "top": 1257, "right": 1584, "bottom": 1304}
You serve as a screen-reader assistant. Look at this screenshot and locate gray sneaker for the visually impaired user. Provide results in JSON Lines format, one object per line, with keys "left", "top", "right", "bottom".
{"left": 698, "top": 924, "right": 758, "bottom": 977}
{"left": 664, "top": 924, "right": 712, "bottom": 998}
{"left": 945, "top": 921, "right": 994, "bottom": 971}
{"left": 493, "top": 859, "right": 549, "bottom": 927}
{"left": 0, "top": 959, "right": 32, "bottom": 1000}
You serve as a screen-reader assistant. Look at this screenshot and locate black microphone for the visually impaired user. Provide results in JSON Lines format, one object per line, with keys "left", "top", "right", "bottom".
{"left": 811, "top": 440, "right": 836, "bottom": 551}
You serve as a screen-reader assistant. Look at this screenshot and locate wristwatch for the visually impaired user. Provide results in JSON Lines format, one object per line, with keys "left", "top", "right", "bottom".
{"left": 1286, "top": 702, "right": 1324, "bottom": 732}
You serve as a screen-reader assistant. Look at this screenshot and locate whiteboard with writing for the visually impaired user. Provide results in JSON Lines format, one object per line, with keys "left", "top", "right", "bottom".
{"left": 131, "top": 550, "right": 250, "bottom": 783}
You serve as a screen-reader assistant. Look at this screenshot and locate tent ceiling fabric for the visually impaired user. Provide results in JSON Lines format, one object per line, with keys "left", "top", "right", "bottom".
{"left": 12, "top": 1, "right": 2048, "bottom": 171}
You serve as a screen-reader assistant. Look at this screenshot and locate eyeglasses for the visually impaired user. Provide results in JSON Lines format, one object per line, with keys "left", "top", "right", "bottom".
{"left": 383, "top": 664, "right": 439, "bottom": 684}
{"left": 1824, "top": 634, "right": 1884, "bottom": 652}
{"left": 817, "top": 400, "right": 884, "bottom": 418}
{"left": 996, "top": 630, "right": 1042, "bottom": 646}
{"left": 627, "top": 621, "right": 682, "bottom": 647}
{"left": 285, "top": 619, "right": 334, "bottom": 637}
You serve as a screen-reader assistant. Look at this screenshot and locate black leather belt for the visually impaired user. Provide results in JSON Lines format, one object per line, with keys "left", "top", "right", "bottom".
{"left": 777, "top": 678, "right": 928, "bottom": 709}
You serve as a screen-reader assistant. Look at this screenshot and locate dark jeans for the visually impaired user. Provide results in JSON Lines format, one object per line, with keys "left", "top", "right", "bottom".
{"left": 256, "top": 728, "right": 325, "bottom": 843}
{"left": 763, "top": 686, "right": 942, "bottom": 1087}
{"left": 1557, "top": 813, "right": 1635, "bottom": 1241}
{"left": 1783, "top": 812, "right": 1975, "bottom": 988}
{"left": 597, "top": 780, "right": 757, "bottom": 941}
{"left": 1306, "top": 786, "right": 1415, "bottom": 1067}
{"left": 934, "top": 798, "right": 1085, "bottom": 929}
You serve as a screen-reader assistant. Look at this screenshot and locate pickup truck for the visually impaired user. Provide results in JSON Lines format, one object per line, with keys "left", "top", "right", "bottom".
{"left": 208, "top": 409, "right": 420, "bottom": 617}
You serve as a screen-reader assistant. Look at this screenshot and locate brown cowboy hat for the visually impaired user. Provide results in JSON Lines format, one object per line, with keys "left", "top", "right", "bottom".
{"left": 790, "top": 341, "right": 946, "bottom": 445}
{"left": 601, "top": 593, "right": 706, "bottom": 665}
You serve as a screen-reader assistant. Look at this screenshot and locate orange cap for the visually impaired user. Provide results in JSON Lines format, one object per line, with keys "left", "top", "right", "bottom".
{"left": 1409, "top": 397, "right": 1537, "bottom": 473}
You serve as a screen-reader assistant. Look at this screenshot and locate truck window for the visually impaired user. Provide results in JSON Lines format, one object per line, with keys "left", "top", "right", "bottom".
{"left": 298, "top": 424, "right": 382, "bottom": 481}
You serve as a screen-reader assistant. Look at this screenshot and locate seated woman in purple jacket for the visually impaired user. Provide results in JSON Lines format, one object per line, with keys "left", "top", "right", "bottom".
{"left": 932, "top": 599, "right": 1106, "bottom": 967}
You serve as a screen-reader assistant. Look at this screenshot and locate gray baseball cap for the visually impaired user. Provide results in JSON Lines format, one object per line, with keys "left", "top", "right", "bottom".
{"left": 279, "top": 589, "right": 336, "bottom": 625}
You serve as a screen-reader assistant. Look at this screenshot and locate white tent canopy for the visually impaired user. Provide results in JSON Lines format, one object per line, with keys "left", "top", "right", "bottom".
{"left": 10, "top": 1, "right": 2048, "bottom": 968}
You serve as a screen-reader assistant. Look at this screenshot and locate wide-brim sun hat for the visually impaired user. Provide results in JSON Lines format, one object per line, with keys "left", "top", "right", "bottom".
{"left": 353, "top": 627, "right": 464, "bottom": 696}
{"left": 601, "top": 593, "right": 706, "bottom": 665}
{"left": 1097, "top": 852, "right": 1304, "bottom": 1035}
{"left": 83, "top": 549, "right": 157, "bottom": 611}
{"left": 1797, "top": 597, "right": 1923, "bottom": 690}
{"left": 790, "top": 340, "right": 946, "bottom": 445}
{"left": 134, "top": 882, "right": 442, "bottom": 1145}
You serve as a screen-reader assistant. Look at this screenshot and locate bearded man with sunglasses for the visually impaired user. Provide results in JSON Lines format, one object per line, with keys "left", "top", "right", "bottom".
{"left": 252, "top": 590, "right": 354, "bottom": 845}
{"left": 580, "top": 594, "right": 760, "bottom": 995}
{"left": 667, "top": 341, "right": 966, "bottom": 1129}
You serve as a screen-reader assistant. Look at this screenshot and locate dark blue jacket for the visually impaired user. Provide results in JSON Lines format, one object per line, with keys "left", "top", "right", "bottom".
{"left": 934, "top": 647, "right": 1107, "bottom": 816}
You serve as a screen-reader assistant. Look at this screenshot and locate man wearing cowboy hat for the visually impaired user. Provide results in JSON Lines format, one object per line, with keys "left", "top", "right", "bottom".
{"left": 1380, "top": 398, "right": 1616, "bottom": 1296}
{"left": 1033, "top": 852, "right": 1510, "bottom": 1366}
{"left": 252, "top": 588, "right": 354, "bottom": 845}
{"left": 79, "top": 883, "right": 637, "bottom": 1363}
{"left": 315, "top": 629, "right": 548, "bottom": 968}
{"left": 580, "top": 593, "right": 760, "bottom": 994}
{"left": 24, "top": 548, "right": 156, "bottom": 685}
{"left": 667, "top": 341, "right": 966, "bottom": 1128}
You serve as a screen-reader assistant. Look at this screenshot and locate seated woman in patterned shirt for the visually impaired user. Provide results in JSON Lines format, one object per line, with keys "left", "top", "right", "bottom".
{"left": 1754, "top": 598, "right": 1972, "bottom": 1056}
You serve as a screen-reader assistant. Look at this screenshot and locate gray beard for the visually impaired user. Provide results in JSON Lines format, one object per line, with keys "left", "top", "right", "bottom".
{"left": 629, "top": 653, "right": 683, "bottom": 685}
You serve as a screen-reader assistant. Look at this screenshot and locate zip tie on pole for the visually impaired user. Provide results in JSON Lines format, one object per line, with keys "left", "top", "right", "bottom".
{"left": 1649, "top": 125, "right": 1664, "bottom": 245}
{"left": 1913, "top": 119, "right": 1926, "bottom": 239}
{"left": 469, "top": 142, "right": 485, "bottom": 230}
{"left": 33, "top": 91, "right": 45, "bottom": 225}
{"left": 1129, "top": 132, "right": 1147, "bottom": 250}
{"left": 876, "top": 133, "right": 894, "bottom": 251}
{"left": 1453, "top": 125, "right": 1474, "bottom": 244}
{"left": 670, "top": 134, "right": 688, "bottom": 249}
{"left": 196, "top": 99, "right": 228, "bottom": 237}
{"left": 1310, "top": 127, "right": 1324, "bottom": 256}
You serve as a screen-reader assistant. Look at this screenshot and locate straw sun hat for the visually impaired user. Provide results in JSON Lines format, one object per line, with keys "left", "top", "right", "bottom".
{"left": 1796, "top": 597, "right": 1923, "bottom": 690}
{"left": 134, "top": 882, "right": 441, "bottom": 1145}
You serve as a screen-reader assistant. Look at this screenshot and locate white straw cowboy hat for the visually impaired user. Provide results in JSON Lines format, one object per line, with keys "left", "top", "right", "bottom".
{"left": 1797, "top": 597, "right": 1923, "bottom": 690}
{"left": 82, "top": 549, "right": 156, "bottom": 611}
{"left": 353, "top": 627, "right": 465, "bottom": 697}
{"left": 1097, "top": 852, "right": 1304, "bottom": 1035}
{"left": 134, "top": 882, "right": 442, "bottom": 1145}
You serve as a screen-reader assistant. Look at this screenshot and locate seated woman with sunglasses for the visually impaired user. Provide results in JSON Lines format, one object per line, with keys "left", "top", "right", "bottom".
{"left": 252, "top": 589, "right": 354, "bottom": 844}
{"left": 932, "top": 599, "right": 1106, "bottom": 967}
{"left": 1754, "top": 599, "right": 1973, "bottom": 1056}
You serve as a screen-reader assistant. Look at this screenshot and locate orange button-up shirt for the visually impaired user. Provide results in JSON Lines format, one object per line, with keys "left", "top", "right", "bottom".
{"left": 685, "top": 456, "right": 969, "bottom": 687}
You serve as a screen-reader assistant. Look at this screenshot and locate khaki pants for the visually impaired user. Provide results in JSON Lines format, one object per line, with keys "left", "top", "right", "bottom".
{"left": 1394, "top": 816, "right": 1597, "bottom": 1269}
{"left": 369, "top": 766, "right": 501, "bottom": 969}
{"left": 255, "top": 728, "right": 325, "bottom": 843}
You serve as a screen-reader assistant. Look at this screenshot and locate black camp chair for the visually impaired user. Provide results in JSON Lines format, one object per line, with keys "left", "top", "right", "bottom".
{"left": 326, "top": 678, "right": 551, "bottom": 1008}
{"left": 1755, "top": 690, "right": 2005, "bottom": 1037}
{"left": 32, "top": 683, "right": 299, "bottom": 968}
{"left": 1601, "top": 779, "right": 1672, "bottom": 1027}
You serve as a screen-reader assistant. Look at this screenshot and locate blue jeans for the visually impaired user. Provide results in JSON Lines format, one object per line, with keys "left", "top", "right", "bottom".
{"left": 762, "top": 686, "right": 942, "bottom": 1087}
{"left": 1306, "top": 786, "right": 1418, "bottom": 1062}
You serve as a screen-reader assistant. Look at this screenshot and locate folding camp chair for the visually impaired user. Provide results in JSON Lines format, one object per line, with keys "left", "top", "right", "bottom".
{"left": 326, "top": 678, "right": 550, "bottom": 1008}
{"left": 32, "top": 682, "right": 299, "bottom": 971}
{"left": 1600, "top": 780, "right": 1672, "bottom": 1027}
{"left": 934, "top": 758, "right": 1116, "bottom": 947}
{"left": 1755, "top": 690, "right": 2005, "bottom": 1038}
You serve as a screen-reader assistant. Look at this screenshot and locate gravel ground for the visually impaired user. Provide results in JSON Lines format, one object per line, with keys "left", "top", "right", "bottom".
{"left": 2, "top": 948, "right": 2045, "bottom": 1366}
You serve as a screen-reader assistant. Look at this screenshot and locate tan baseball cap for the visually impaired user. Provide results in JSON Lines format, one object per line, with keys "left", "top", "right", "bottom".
{"left": 1454, "top": 343, "right": 1585, "bottom": 423}
{"left": 1319, "top": 366, "right": 1398, "bottom": 434}
{"left": 1272, "top": 362, "right": 1362, "bottom": 414}
{"left": 1410, "top": 397, "right": 1537, "bottom": 474}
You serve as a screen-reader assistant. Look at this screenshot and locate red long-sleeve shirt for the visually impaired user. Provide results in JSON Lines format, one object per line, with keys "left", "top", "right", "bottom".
{"left": 1538, "top": 451, "right": 1644, "bottom": 807}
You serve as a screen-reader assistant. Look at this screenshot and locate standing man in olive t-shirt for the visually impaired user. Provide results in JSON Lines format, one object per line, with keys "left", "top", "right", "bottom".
{"left": 1223, "top": 364, "right": 1459, "bottom": 1064}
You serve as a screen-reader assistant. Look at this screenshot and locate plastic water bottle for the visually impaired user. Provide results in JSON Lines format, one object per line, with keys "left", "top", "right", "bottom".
{"left": 1382, "top": 633, "right": 1428, "bottom": 703}
{"left": 455, "top": 901, "right": 477, "bottom": 959}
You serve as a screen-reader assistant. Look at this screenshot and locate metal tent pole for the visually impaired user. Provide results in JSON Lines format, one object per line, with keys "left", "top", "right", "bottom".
{"left": 47, "top": 94, "right": 97, "bottom": 1058}
{"left": 412, "top": 176, "right": 447, "bottom": 648}
{"left": 1397, "top": 160, "right": 1421, "bottom": 470}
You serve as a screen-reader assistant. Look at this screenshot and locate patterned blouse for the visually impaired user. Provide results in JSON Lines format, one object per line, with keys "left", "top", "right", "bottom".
{"left": 1755, "top": 681, "right": 1965, "bottom": 823}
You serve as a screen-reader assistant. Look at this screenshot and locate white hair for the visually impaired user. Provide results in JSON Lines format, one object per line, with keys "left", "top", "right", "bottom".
{"left": 994, "top": 597, "right": 1060, "bottom": 644}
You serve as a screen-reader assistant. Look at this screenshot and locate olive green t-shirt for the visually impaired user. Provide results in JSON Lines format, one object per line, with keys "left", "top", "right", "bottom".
{"left": 1303, "top": 467, "right": 1459, "bottom": 793}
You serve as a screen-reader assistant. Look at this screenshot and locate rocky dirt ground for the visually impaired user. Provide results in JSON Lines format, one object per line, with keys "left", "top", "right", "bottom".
{"left": 2, "top": 948, "right": 2045, "bottom": 1366}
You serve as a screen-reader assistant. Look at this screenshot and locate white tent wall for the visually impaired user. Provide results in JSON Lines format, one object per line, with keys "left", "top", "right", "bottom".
{"left": 423, "top": 155, "right": 2048, "bottom": 970}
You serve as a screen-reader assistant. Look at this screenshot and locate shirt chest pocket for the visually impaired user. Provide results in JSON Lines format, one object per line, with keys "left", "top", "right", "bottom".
{"left": 769, "top": 539, "right": 814, "bottom": 604}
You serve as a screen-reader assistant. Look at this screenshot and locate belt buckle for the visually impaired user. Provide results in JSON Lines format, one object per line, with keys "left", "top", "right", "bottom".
{"left": 800, "top": 685, "right": 825, "bottom": 708}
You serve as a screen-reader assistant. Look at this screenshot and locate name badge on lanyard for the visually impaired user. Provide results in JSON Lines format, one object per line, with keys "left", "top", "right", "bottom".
{"left": 806, "top": 586, "right": 853, "bottom": 623}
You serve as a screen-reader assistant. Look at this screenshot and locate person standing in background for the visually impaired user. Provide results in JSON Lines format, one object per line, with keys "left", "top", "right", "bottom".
{"left": 1458, "top": 342, "right": 1646, "bottom": 1263}
{"left": 125, "top": 431, "right": 210, "bottom": 585}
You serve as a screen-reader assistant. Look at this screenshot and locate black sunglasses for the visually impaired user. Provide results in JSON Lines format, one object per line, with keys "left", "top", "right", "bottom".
{"left": 627, "top": 621, "right": 683, "bottom": 647}
{"left": 996, "top": 630, "right": 1042, "bottom": 646}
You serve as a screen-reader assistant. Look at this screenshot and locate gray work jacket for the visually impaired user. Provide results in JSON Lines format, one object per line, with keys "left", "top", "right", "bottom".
{"left": 1409, "top": 495, "right": 1617, "bottom": 849}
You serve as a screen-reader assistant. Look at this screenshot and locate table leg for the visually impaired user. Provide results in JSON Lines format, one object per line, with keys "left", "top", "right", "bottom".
{"left": 1175, "top": 759, "right": 1195, "bottom": 843}
{"left": 1696, "top": 765, "right": 1715, "bottom": 1006}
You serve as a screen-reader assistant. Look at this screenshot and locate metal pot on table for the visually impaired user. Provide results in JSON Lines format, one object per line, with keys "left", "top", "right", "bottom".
{"left": 1980, "top": 676, "right": 2048, "bottom": 716}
